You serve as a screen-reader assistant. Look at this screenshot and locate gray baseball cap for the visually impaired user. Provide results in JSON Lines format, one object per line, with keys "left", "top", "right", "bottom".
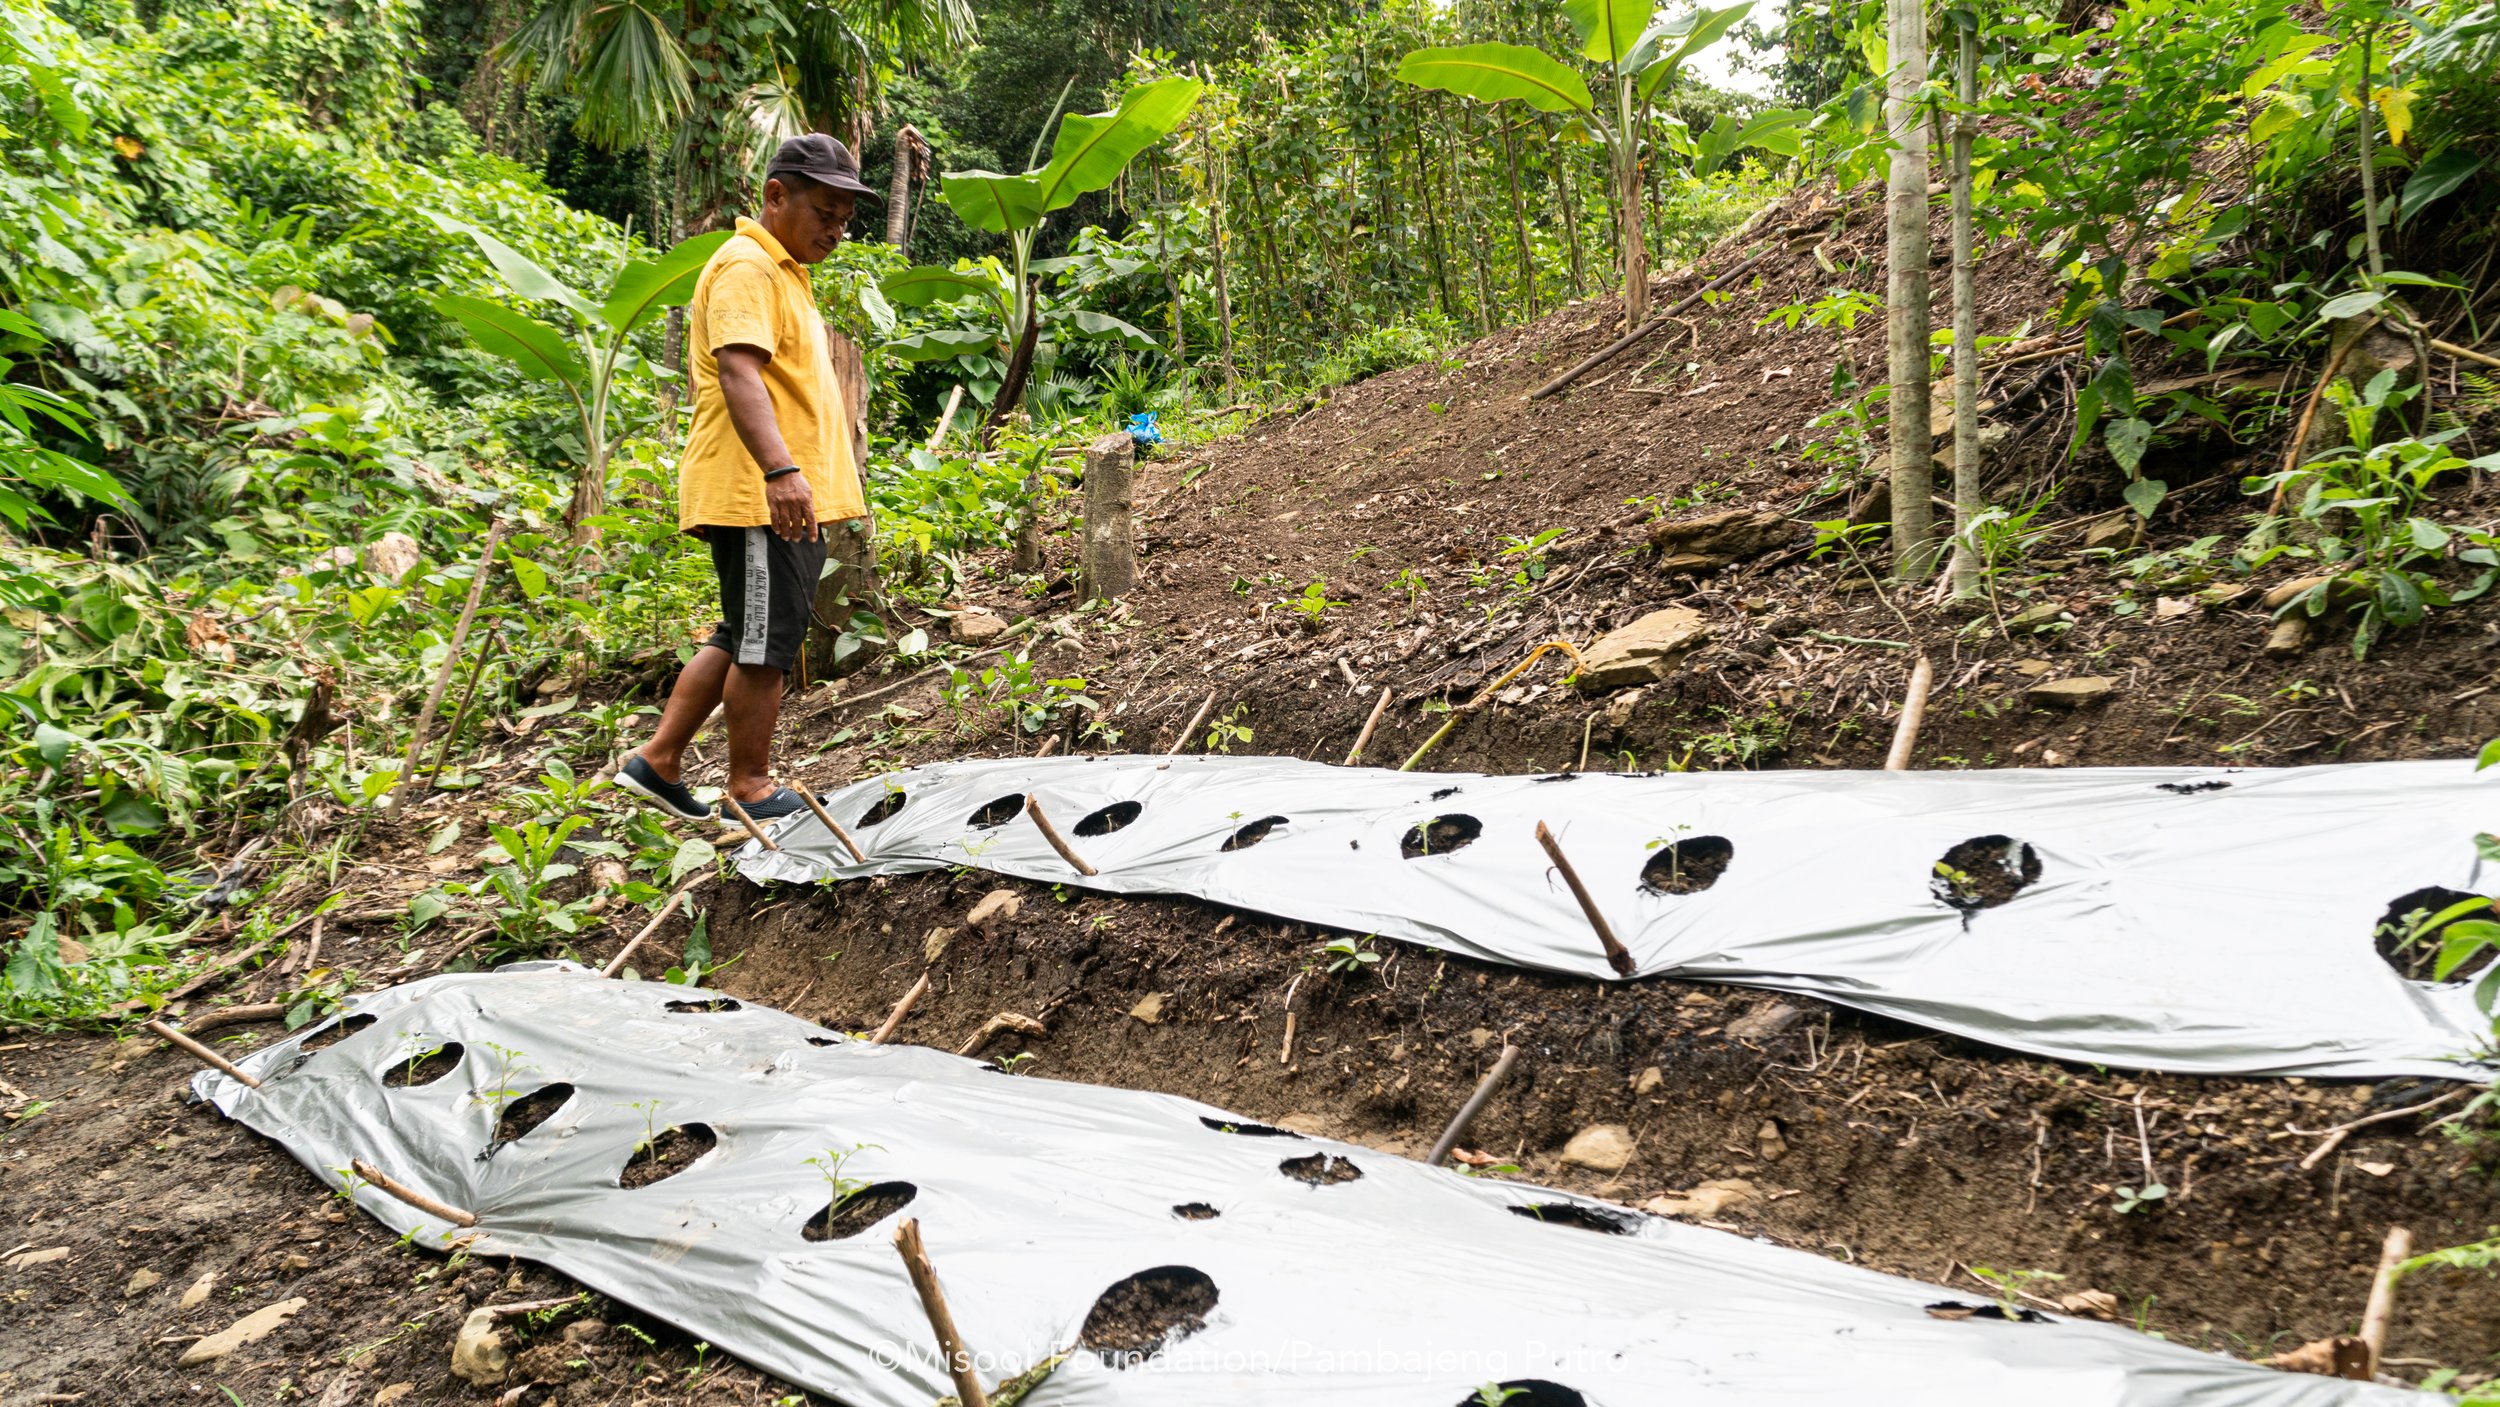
{"left": 764, "top": 134, "right": 878, "bottom": 198}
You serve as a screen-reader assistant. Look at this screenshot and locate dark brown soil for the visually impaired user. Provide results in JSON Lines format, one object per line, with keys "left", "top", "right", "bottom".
{"left": 1401, "top": 815, "right": 1484, "bottom": 859}
{"left": 1639, "top": 834, "right": 1735, "bottom": 895}
{"left": 618, "top": 1122, "right": 716, "bottom": 1190}
{"left": 1278, "top": 1151, "right": 1364, "bottom": 1186}
{"left": 491, "top": 1082, "right": 576, "bottom": 1148}
{"left": 380, "top": 1041, "right": 464, "bottom": 1088}
{"left": 1078, "top": 1265, "right": 1219, "bottom": 1366}
{"left": 800, "top": 1181, "right": 916, "bottom": 1242}
{"left": 1930, "top": 835, "right": 2043, "bottom": 912}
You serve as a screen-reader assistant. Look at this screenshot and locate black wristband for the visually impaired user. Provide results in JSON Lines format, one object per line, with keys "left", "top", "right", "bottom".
{"left": 761, "top": 465, "right": 802, "bottom": 482}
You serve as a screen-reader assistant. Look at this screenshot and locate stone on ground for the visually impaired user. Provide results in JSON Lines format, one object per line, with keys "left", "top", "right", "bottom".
{"left": 180, "top": 1296, "right": 306, "bottom": 1364}
{"left": 1560, "top": 1123, "right": 1636, "bottom": 1173}
{"left": 1574, "top": 610, "right": 1712, "bottom": 691}
{"left": 2029, "top": 676, "right": 2115, "bottom": 708}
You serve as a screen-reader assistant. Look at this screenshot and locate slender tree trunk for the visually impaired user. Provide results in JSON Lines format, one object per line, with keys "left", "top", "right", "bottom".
{"left": 1884, "top": 0, "right": 1935, "bottom": 581}
{"left": 2356, "top": 24, "right": 2384, "bottom": 283}
{"left": 1444, "top": 105, "right": 1495, "bottom": 335}
{"left": 1614, "top": 82, "right": 1649, "bottom": 329}
{"left": 1498, "top": 113, "right": 1537, "bottom": 318}
{"left": 983, "top": 291, "right": 1043, "bottom": 448}
{"left": 885, "top": 125, "right": 921, "bottom": 252}
{"left": 1549, "top": 120, "right": 1587, "bottom": 299}
{"left": 1947, "top": 22, "right": 1982, "bottom": 600}
{"left": 1207, "top": 141, "right": 1240, "bottom": 396}
{"left": 1412, "top": 107, "right": 1456, "bottom": 322}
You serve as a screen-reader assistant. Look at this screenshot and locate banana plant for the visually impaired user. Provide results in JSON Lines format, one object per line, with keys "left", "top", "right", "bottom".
{"left": 1396, "top": 0, "right": 1757, "bottom": 329}
{"left": 426, "top": 214, "right": 732, "bottom": 540}
{"left": 881, "top": 74, "right": 1203, "bottom": 438}
{"left": 879, "top": 254, "right": 1162, "bottom": 407}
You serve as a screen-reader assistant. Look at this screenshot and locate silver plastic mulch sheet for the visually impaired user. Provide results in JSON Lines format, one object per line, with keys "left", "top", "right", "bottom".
{"left": 735, "top": 755, "right": 2498, "bottom": 1081}
{"left": 193, "top": 968, "right": 2428, "bottom": 1406}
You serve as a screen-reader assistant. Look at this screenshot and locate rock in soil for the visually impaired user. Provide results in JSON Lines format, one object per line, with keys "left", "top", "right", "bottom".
{"left": 123, "top": 1268, "right": 160, "bottom": 1296}
{"left": 178, "top": 1270, "right": 213, "bottom": 1308}
{"left": 1561, "top": 1123, "right": 1636, "bottom": 1173}
{"left": 1726, "top": 1002, "right": 1805, "bottom": 1040}
{"left": 967, "top": 889, "right": 1023, "bottom": 934}
{"left": 952, "top": 610, "right": 1010, "bottom": 645}
{"left": 1128, "top": 992, "right": 1167, "bottom": 1024}
{"left": 1574, "top": 610, "right": 1713, "bottom": 691}
{"left": 1639, "top": 1178, "right": 1759, "bottom": 1220}
{"left": 451, "top": 1306, "right": 512, "bottom": 1385}
{"left": 1646, "top": 507, "right": 1800, "bottom": 574}
{"left": 180, "top": 1296, "right": 306, "bottom": 1364}
{"left": 2028, "top": 676, "right": 2116, "bottom": 708}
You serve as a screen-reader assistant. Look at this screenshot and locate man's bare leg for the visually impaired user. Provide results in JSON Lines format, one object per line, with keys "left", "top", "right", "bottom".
{"left": 720, "top": 662, "right": 786, "bottom": 804}
{"left": 634, "top": 646, "right": 731, "bottom": 784}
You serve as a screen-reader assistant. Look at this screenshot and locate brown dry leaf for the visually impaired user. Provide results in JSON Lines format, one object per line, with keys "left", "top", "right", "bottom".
{"left": 2265, "top": 1335, "right": 2370, "bottom": 1380}
{"left": 2056, "top": 1289, "right": 2120, "bottom": 1320}
{"left": 1446, "top": 1147, "right": 1499, "bottom": 1167}
{"left": 186, "top": 611, "right": 235, "bottom": 663}
{"left": 113, "top": 134, "right": 145, "bottom": 159}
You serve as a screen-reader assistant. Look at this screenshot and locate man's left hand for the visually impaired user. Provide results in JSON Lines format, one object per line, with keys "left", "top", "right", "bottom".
{"left": 766, "top": 471, "right": 818, "bottom": 542}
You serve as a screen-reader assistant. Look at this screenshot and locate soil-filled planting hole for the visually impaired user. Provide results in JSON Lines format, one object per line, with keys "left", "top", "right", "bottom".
{"left": 1930, "top": 836, "right": 2041, "bottom": 912}
{"left": 663, "top": 997, "right": 742, "bottom": 1013}
{"left": 1171, "top": 1202, "right": 1220, "bottom": 1220}
{"left": 380, "top": 1041, "right": 463, "bottom": 1088}
{"left": 1507, "top": 1202, "right": 1639, "bottom": 1235}
{"left": 1925, "top": 1301, "right": 2047, "bottom": 1324}
{"left": 1079, "top": 1266, "right": 1218, "bottom": 1368}
{"left": 1454, "top": 1382, "right": 1588, "bottom": 1407}
{"left": 1076, "top": 800, "right": 1144, "bottom": 836}
{"left": 1200, "top": 1116, "right": 1302, "bottom": 1138}
{"left": 968, "top": 794, "right": 1026, "bottom": 829}
{"left": 301, "top": 1012, "right": 375, "bottom": 1052}
{"left": 490, "top": 1083, "right": 575, "bottom": 1147}
{"left": 620, "top": 1122, "right": 717, "bottom": 1189}
{"left": 802, "top": 1181, "right": 916, "bottom": 1241}
{"left": 858, "top": 789, "right": 907, "bottom": 827}
{"left": 1222, "top": 815, "right": 1289, "bottom": 851}
{"left": 2376, "top": 887, "right": 2499, "bottom": 982}
{"left": 1401, "top": 814, "right": 1482, "bottom": 859}
{"left": 1279, "top": 1152, "right": 1362, "bottom": 1186}
{"left": 1639, "top": 835, "right": 1735, "bottom": 895}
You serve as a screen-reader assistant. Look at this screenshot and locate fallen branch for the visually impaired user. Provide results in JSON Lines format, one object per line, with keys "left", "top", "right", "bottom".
{"left": 1401, "top": 639, "right": 1585, "bottom": 772}
{"left": 1428, "top": 1044, "right": 1521, "bottom": 1167}
{"left": 1883, "top": 655, "right": 1935, "bottom": 772}
{"left": 955, "top": 1012, "right": 1045, "bottom": 1057}
{"left": 145, "top": 1019, "right": 261, "bottom": 1089}
{"left": 1168, "top": 690, "right": 1218, "bottom": 756}
{"left": 2291, "top": 1088, "right": 2465, "bottom": 1170}
{"left": 600, "top": 878, "right": 707, "bottom": 978}
{"left": 1526, "top": 248, "right": 1778, "bottom": 401}
{"left": 349, "top": 1158, "right": 478, "bottom": 1228}
{"left": 1344, "top": 687, "right": 1393, "bottom": 766}
{"left": 871, "top": 973, "right": 931, "bottom": 1046}
{"left": 2359, "top": 1226, "right": 2413, "bottom": 1375}
{"left": 892, "top": 1218, "right": 990, "bottom": 1407}
{"left": 173, "top": 1003, "right": 286, "bottom": 1035}
{"left": 720, "top": 794, "right": 780, "bottom": 852}
{"left": 1023, "top": 796, "right": 1098, "bottom": 877}
{"left": 1534, "top": 822, "right": 1637, "bottom": 977}
{"left": 793, "top": 787, "right": 867, "bottom": 864}
{"left": 383, "top": 518, "right": 506, "bottom": 811}
{"left": 2430, "top": 337, "right": 2500, "bottom": 371}
{"left": 2270, "top": 327, "right": 2369, "bottom": 515}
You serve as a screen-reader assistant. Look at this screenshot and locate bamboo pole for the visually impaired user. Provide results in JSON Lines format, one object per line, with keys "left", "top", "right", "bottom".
{"left": 601, "top": 876, "right": 707, "bottom": 978}
{"left": 793, "top": 788, "right": 867, "bottom": 864}
{"left": 1168, "top": 691, "right": 1218, "bottom": 756}
{"left": 1533, "top": 823, "right": 1637, "bottom": 977}
{"left": 349, "top": 1158, "right": 478, "bottom": 1228}
{"left": 893, "top": 1218, "right": 991, "bottom": 1407}
{"left": 384, "top": 518, "right": 506, "bottom": 809}
{"left": 1428, "top": 1044, "right": 1521, "bottom": 1167}
{"left": 720, "top": 794, "right": 779, "bottom": 852}
{"left": 1885, "top": 0, "right": 1935, "bottom": 581}
{"left": 1884, "top": 655, "right": 1935, "bottom": 772}
{"left": 146, "top": 1019, "right": 261, "bottom": 1089}
{"left": 1401, "top": 640, "right": 1584, "bottom": 772}
{"left": 1947, "top": 21, "right": 1983, "bottom": 602}
{"left": 2432, "top": 337, "right": 2500, "bottom": 370}
{"left": 1023, "top": 797, "right": 1098, "bottom": 877}
{"left": 2358, "top": 1226, "right": 2413, "bottom": 1375}
{"left": 1344, "top": 688, "right": 1394, "bottom": 766}
{"left": 871, "top": 973, "right": 931, "bottom": 1046}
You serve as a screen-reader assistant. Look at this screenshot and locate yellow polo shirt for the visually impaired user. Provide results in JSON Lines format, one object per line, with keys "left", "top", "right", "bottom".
{"left": 677, "top": 217, "right": 865, "bottom": 532}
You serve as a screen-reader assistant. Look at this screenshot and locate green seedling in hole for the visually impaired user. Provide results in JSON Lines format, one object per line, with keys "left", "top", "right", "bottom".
{"left": 1473, "top": 1384, "right": 1527, "bottom": 1406}
{"left": 995, "top": 1052, "right": 1038, "bottom": 1076}
{"left": 803, "top": 1142, "right": 884, "bottom": 1224}
{"left": 1933, "top": 862, "right": 1983, "bottom": 906}
{"left": 1205, "top": 704, "right": 1254, "bottom": 754}
{"left": 2112, "top": 1182, "right": 2168, "bottom": 1215}
{"left": 1967, "top": 1265, "right": 2063, "bottom": 1317}
{"left": 622, "top": 1099, "right": 667, "bottom": 1161}
{"left": 393, "top": 1037, "right": 447, "bottom": 1086}
{"left": 472, "top": 1041, "right": 538, "bottom": 1120}
{"left": 1319, "top": 934, "right": 1381, "bottom": 976}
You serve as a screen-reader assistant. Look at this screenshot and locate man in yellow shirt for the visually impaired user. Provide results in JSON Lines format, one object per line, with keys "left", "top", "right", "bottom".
{"left": 618, "top": 135, "right": 874, "bottom": 824}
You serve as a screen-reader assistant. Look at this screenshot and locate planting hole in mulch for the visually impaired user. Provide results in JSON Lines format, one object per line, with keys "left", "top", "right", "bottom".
{"left": 1639, "top": 835, "right": 1735, "bottom": 895}
{"left": 968, "top": 794, "right": 1026, "bottom": 828}
{"left": 301, "top": 1012, "right": 375, "bottom": 1052}
{"left": 1507, "top": 1202, "right": 1639, "bottom": 1235}
{"left": 663, "top": 997, "right": 741, "bottom": 1013}
{"left": 1200, "top": 1116, "right": 1303, "bottom": 1138}
{"left": 1924, "top": 1301, "right": 2047, "bottom": 1323}
{"left": 1453, "top": 1382, "right": 1588, "bottom": 1407}
{"left": 1076, "top": 800, "right": 1144, "bottom": 837}
{"left": 1429, "top": 786, "right": 1463, "bottom": 802}
{"left": 1171, "top": 1202, "right": 1220, "bottom": 1220}
{"left": 1279, "top": 1152, "right": 1362, "bottom": 1186}
{"left": 858, "top": 789, "right": 907, "bottom": 827}
{"left": 2375, "top": 887, "right": 2498, "bottom": 982}
{"left": 1222, "top": 815, "right": 1290, "bottom": 851}
{"left": 488, "top": 1082, "right": 575, "bottom": 1149}
{"left": 1929, "top": 836, "right": 2041, "bottom": 913}
{"left": 805, "top": 1035, "right": 840, "bottom": 1047}
{"left": 619, "top": 1122, "right": 716, "bottom": 1189}
{"left": 802, "top": 1181, "right": 916, "bottom": 1242}
{"left": 380, "top": 1041, "right": 463, "bottom": 1088}
{"left": 1078, "top": 1265, "right": 1219, "bottom": 1368}
{"left": 2155, "top": 779, "right": 2232, "bottom": 795}
{"left": 1401, "top": 814, "right": 1482, "bottom": 859}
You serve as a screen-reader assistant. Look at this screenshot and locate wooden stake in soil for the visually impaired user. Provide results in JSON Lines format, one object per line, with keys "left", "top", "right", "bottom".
{"left": 2359, "top": 1225, "right": 2413, "bottom": 1375}
{"left": 1023, "top": 796, "right": 1099, "bottom": 877}
{"left": 720, "top": 794, "right": 780, "bottom": 852}
{"left": 1168, "top": 691, "right": 1218, "bottom": 755}
{"left": 892, "top": 1218, "right": 991, "bottom": 1407}
{"left": 601, "top": 877, "right": 707, "bottom": 978}
{"left": 926, "top": 384, "right": 965, "bottom": 448}
{"left": 1428, "top": 1043, "right": 1521, "bottom": 1167}
{"left": 1883, "top": 655, "right": 1935, "bottom": 772}
{"left": 145, "top": 1019, "right": 261, "bottom": 1089}
{"left": 174, "top": 1002, "right": 287, "bottom": 1035}
{"left": 792, "top": 788, "right": 867, "bottom": 864}
{"left": 1344, "top": 688, "right": 1393, "bottom": 766}
{"left": 1533, "top": 822, "right": 1637, "bottom": 977}
{"left": 871, "top": 973, "right": 932, "bottom": 1046}
{"left": 349, "top": 1158, "right": 478, "bottom": 1229}
{"left": 1032, "top": 734, "right": 1059, "bottom": 759}
{"left": 383, "top": 517, "right": 506, "bottom": 811}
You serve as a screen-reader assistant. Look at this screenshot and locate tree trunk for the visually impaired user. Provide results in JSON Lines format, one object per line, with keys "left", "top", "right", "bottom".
{"left": 1497, "top": 113, "right": 1538, "bottom": 318}
{"left": 1207, "top": 143, "right": 1240, "bottom": 397}
{"left": 1550, "top": 121, "right": 1588, "bottom": 299}
{"left": 1947, "top": 22, "right": 1982, "bottom": 601}
{"left": 885, "top": 125, "right": 922, "bottom": 253}
{"left": 982, "top": 291, "right": 1043, "bottom": 448}
{"left": 803, "top": 328, "right": 882, "bottom": 684}
{"left": 1884, "top": 0, "right": 1935, "bottom": 581}
{"left": 1616, "top": 117, "right": 1649, "bottom": 328}
{"left": 1078, "top": 432, "right": 1136, "bottom": 603}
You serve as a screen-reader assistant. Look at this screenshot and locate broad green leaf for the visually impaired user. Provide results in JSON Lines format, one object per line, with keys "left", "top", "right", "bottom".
{"left": 1695, "top": 106, "right": 1807, "bottom": 174}
{"left": 33, "top": 721, "right": 79, "bottom": 766}
{"left": 668, "top": 837, "right": 715, "bottom": 885}
{"left": 2314, "top": 288, "right": 2386, "bottom": 321}
{"left": 1394, "top": 43, "right": 1594, "bottom": 115}
{"left": 2479, "top": 741, "right": 2500, "bottom": 772}
{"left": 1048, "top": 307, "right": 1162, "bottom": 351}
{"left": 2107, "top": 418, "right": 2154, "bottom": 476}
{"left": 431, "top": 294, "right": 589, "bottom": 388}
{"left": 887, "top": 329, "right": 1002, "bottom": 362}
{"left": 509, "top": 555, "right": 549, "bottom": 600}
{"left": 2121, "top": 474, "right": 2166, "bottom": 519}
{"left": 2435, "top": 920, "right": 2500, "bottom": 981}
{"left": 426, "top": 212, "right": 599, "bottom": 322}
{"left": 1633, "top": 2, "right": 1752, "bottom": 99}
{"left": 2399, "top": 149, "right": 2485, "bottom": 228}
{"left": 857, "top": 281, "right": 896, "bottom": 336}
{"left": 599, "top": 230, "right": 733, "bottom": 335}
{"left": 1034, "top": 77, "right": 1206, "bottom": 212}
{"left": 881, "top": 265, "right": 1005, "bottom": 308}
{"left": 1563, "top": 0, "right": 1652, "bottom": 63}
{"left": 427, "top": 820, "right": 463, "bottom": 855}
{"left": 939, "top": 171, "right": 1046, "bottom": 235}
